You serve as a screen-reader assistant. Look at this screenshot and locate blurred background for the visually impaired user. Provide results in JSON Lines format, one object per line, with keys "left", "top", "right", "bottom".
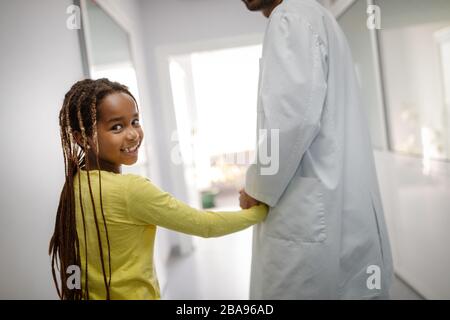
{"left": 0, "top": 0, "right": 449, "bottom": 299}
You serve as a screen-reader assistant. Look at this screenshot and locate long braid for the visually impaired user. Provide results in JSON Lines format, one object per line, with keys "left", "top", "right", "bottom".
{"left": 72, "top": 94, "right": 90, "bottom": 299}
{"left": 66, "top": 92, "right": 83, "bottom": 300}
{"left": 90, "top": 98, "right": 112, "bottom": 288}
{"left": 76, "top": 160, "right": 90, "bottom": 299}
{"left": 50, "top": 89, "right": 82, "bottom": 300}
{"left": 77, "top": 97, "right": 111, "bottom": 299}
{"left": 50, "top": 78, "right": 136, "bottom": 300}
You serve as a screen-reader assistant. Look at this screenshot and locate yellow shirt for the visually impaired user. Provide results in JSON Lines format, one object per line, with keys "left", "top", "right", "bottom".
{"left": 73, "top": 170, "right": 267, "bottom": 300}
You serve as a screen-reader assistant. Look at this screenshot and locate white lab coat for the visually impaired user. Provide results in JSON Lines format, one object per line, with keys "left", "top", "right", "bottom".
{"left": 245, "top": 0, "right": 393, "bottom": 299}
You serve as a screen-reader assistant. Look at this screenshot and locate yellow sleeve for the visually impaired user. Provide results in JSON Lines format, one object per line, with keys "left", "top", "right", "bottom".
{"left": 126, "top": 174, "right": 268, "bottom": 238}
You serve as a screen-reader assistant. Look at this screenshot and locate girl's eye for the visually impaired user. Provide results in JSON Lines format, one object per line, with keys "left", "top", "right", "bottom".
{"left": 111, "top": 124, "right": 123, "bottom": 131}
{"left": 132, "top": 119, "right": 140, "bottom": 126}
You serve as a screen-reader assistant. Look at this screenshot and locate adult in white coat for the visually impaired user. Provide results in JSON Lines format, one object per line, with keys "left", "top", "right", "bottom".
{"left": 240, "top": 0, "right": 394, "bottom": 299}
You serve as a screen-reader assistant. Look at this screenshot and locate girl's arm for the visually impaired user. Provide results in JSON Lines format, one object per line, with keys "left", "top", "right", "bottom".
{"left": 126, "top": 174, "right": 268, "bottom": 238}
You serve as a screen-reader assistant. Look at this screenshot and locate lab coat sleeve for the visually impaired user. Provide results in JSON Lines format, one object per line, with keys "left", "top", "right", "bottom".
{"left": 245, "top": 12, "right": 328, "bottom": 207}
{"left": 126, "top": 174, "right": 268, "bottom": 238}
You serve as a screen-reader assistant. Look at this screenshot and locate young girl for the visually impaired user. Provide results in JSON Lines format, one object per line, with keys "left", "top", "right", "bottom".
{"left": 49, "top": 78, "right": 267, "bottom": 300}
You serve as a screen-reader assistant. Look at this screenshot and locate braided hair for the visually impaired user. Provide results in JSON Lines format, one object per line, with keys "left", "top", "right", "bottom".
{"left": 49, "top": 78, "right": 137, "bottom": 300}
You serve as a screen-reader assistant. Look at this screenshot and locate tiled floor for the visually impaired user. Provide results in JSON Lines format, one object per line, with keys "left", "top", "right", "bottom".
{"left": 163, "top": 192, "right": 424, "bottom": 300}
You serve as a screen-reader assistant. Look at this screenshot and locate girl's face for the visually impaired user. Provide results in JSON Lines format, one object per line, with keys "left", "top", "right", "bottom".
{"left": 87, "top": 92, "right": 144, "bottom": 173}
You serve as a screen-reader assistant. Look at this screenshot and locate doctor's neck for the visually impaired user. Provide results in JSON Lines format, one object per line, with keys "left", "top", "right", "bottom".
{"left": 262, "top": 0, "right": 283, "bottom": 18}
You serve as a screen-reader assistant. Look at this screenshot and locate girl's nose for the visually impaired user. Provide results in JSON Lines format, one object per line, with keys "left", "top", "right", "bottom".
{"left": 127, "top": 128, "right": 139, "bottom": 141}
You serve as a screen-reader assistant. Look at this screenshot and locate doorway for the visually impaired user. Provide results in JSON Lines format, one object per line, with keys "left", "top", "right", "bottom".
{"left": 168, "top": 44, "right": 262, "bottom": 210}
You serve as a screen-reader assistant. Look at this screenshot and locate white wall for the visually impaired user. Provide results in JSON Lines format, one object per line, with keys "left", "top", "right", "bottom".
{"left": 0, "top": 0, "right": 85, "bottom": 299}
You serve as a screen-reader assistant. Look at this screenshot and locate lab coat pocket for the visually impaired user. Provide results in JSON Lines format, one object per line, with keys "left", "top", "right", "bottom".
{"left": 265, "top": 176, "right": 327, "bottom": 243}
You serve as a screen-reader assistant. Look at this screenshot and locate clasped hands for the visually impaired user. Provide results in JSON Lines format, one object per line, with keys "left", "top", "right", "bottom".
{"left": 239, "top": 188, "right": 261, "bottom": 209}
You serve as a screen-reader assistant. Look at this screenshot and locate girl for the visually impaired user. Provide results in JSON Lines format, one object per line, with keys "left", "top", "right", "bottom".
{"left": 49, "top": 78, "right": 267, "bottom": 300}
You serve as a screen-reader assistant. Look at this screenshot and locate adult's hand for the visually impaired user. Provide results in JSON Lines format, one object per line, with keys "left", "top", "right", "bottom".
{"left": 239, "top": 188, "right": 260, "bottom": 209}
